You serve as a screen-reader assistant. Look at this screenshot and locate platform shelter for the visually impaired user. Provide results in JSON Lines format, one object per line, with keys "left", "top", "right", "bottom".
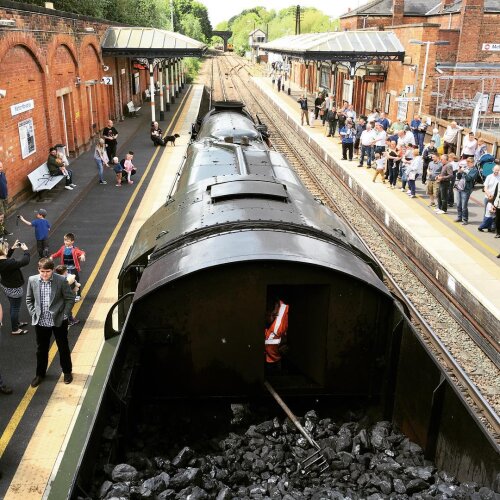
{"left": 101, "top": 27, "right": 206, "bottom": 121}
{"left": 261, "top": 31, "right": 405, "bottom": 104}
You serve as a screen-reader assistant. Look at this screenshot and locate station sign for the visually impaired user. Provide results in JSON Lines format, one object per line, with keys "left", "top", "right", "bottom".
{"left": 396, "top": 96, "right": 419, "bottom": 102}
{"left": 101, "top": 77, "right": 113, "bottom": 85}
{"left": 11, "top": 99, "right": 34, "bottom": 116}
{"left": 482, "top": 43, "right": 500, "bottom": 51}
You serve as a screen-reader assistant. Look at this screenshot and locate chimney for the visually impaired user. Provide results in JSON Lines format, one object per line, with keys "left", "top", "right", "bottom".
{"left": 392, "top": 0, "right": 404, "bottom": 26}
{"left": 456, "top": 0, "right": 484, "bottom": 62}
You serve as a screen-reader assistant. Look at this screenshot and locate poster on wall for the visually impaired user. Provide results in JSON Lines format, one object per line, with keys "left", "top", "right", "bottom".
{"left": 18, "top": 118, "right": 36, "bottom": 159}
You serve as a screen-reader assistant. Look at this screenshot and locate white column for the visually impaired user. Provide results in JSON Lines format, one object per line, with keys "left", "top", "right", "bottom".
{"left": 149, "top": 61, "right": 156, "bottom": 123}
{"left": 170, "top": 62, "right": 175, "bottom": 102}
{"left": 159, "top": 63, "right": 164, "bottom": 120}
{"left": 175, "top": 60, "right": 180, "bottom": 95}
{"left": 165, "top": 61, "right": 171, "bottom": 110}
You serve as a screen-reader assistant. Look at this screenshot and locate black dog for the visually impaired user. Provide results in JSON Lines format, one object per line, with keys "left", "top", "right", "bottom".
{"left": 164, "top": 133, "right": 180, "bottom": 146}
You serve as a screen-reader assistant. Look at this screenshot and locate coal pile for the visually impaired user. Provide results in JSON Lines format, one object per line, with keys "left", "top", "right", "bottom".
{"left": 91, "top": 406, "right": 499, "bottom": 499}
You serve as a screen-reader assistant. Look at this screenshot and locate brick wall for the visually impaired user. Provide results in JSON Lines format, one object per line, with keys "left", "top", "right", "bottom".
{"left": 0, "top": 2, "right": 140, "bottom": 206}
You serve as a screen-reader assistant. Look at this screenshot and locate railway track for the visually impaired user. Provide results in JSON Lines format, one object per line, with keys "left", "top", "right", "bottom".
{"left": 213, "top": 53, "right": 500, "bottom": 444}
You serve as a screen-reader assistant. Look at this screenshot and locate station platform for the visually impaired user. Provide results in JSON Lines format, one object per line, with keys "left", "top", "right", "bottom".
{"left": 252, "top": 76, "right": 500, "bottom": 342}
{"left": 0, "top": 84, "right": 204, "bottom": 498}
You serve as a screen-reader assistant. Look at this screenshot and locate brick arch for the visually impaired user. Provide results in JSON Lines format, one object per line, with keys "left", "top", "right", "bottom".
{"left": 45, "top": 35, "right": 78, "bottom": 69}
{"left": 0, "top": 34, "right": 45, "bottom": 71}
{"left": 79, "top": 37, "right": 102, "bottom": 66}
{"left": 0, "top": 38, "right": 49, "bottom": 193}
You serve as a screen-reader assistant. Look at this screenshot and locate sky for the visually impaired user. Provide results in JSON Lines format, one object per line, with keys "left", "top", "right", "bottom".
{"left": 201, "top": 0, "right": 371, "bottom": 28}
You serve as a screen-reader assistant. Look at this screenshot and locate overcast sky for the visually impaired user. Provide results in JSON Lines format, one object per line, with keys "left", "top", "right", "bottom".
{"left": 201, "top": 0, "right": 371, "bottom": 28}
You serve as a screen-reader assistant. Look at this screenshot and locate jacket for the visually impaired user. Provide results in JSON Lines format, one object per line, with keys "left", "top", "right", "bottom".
{"left": 265, "top": 301, "right": 289, "bottom": 363}
{"left": 47, "top": 154, "right": 60, "bottom": 176}
{"left": 0, "top": 249, "right": 30, "bottom": 288}
{"left": 26, "top": 273, "right": 74, "bottom": 327}
{"left": 51, "top": 245, "right": 85, "bottom": 272}
{"left": 340, "top": 126, "right": 355, "bottom": 144}
{"left": 0, "top": 172, "right": 8, "bottom": 200}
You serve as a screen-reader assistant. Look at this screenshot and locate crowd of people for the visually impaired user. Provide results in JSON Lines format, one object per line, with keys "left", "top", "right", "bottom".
{"left": 297, "top": 92, "right": 500, "bottom": 245}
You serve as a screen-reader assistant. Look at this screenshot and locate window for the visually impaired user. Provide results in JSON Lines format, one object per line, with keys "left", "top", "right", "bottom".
{"left": 493, "top": 94, "right": 500, "bottom": 113}
{"left": 320, "top": 67, "right": 329, "bottom": 89}
{"left": 384, "top": 93, "right": 391, "bottom": 114}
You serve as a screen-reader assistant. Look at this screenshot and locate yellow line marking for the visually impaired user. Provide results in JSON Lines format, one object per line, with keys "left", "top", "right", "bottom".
{"left": 0, "top": 89, "right": 192, "bottom": 459}
{"left": 414, "top": 194, "right": 499, "bottom": 255}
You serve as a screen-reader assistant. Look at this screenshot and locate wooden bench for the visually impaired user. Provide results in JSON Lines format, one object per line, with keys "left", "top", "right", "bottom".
{"left": 27, "top": 162, "right": 65, "bottom": 193}
{"left": 127, "top": 101, "right": 141, "bottom": 117}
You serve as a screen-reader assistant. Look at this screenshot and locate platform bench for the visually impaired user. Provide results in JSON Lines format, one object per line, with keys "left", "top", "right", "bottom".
{"left": 127, "top": 101, "right": 141, "bottom": 116}
{"left": 27, "top": 162, "right": 64, "bottom": 192}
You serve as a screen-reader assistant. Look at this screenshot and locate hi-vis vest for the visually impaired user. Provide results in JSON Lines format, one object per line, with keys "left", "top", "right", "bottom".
{"left": 265, "top": 301, "right": 289, "bottom": 363}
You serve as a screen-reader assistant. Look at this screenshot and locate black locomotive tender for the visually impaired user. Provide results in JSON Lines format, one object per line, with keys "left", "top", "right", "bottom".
{"left": 113, "top": 100, "right": 392, "bottom": 397}
{"left": 68, "top": 101, "right": 497, "bottom": 496}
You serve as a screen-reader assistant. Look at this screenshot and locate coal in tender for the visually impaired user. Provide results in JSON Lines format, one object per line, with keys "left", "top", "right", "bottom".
{"left": 93, "top": 406, "right": 494, "bottom": 500}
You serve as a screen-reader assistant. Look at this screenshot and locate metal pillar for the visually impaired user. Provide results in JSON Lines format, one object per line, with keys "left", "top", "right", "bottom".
{"left": 175, "top": 60, "right": 180, "bottom": 97}
{"left": 159, "top": 63, "right": 164, "bottom": 121}
{"left": 165, "top": 60, "right": 171, "bottom": 111}
{"left": 149, "top": 60, "right": 156, "bottom": 123}
{"left": 170, "top": 62, "right": 175, "bottom": 103}
{"left": 180, "top": 59, "right": 185, "bottom": 89}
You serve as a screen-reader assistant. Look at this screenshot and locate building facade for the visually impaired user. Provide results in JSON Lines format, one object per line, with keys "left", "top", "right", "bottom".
{"left": 0, "top": 1, "right": 146, "bottom": 206}
{"left": 285, "top": 0, "right": 499, "bottom": 130}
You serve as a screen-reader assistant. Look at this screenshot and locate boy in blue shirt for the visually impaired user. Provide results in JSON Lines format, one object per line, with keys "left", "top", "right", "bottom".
{"left": 19, "top": 209, "right": 51, "bottom": 257}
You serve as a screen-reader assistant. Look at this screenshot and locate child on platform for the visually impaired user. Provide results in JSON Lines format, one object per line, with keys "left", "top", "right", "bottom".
{"left": 50, "top": 232, "right": 85, "bottom": 301}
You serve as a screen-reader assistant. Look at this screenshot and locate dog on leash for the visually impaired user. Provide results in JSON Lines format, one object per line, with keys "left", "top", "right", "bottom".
{"left": 164, "top": 133, "right": 180, "bottom": 146}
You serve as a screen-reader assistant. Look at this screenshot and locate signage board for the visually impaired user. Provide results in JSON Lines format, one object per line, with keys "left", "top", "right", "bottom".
{"left": 363, "top": 74, "right": 385, "bottom": 82}
{"left": 11, "top": 99, "right": 34, "bottom": 116}
{"left": 482, "top": 43, "right": 500, "bottom": 51}
{"left": 101, "top": 77, "right": 113, "bottom": 85}
{"left": 397, "top": 100, "right": 408, "bottom": 121}
{"left": 396, "top": 97, "right": 419, "bottom": 102}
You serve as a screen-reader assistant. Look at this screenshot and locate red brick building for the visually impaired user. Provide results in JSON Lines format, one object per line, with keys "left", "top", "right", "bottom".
{"left": 282, "top": 0, "right": 499, "bottom": 137}
{"left": 338, "top": 0, "right": 500, "bottom": 125}
{"left": 0, "top": 1, "right": 142, "bottom": 206}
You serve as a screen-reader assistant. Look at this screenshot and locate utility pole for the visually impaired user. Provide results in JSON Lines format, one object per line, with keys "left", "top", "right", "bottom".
{"left": 295, "top": 5, "right": 301, "bottom": 35}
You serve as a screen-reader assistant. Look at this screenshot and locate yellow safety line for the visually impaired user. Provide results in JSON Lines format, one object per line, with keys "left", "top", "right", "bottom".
{"left": 414, "top": 194, "right": 499, "bottom": 255}
{"left": 0, "top": 88, "right": 192, "bottom": 459}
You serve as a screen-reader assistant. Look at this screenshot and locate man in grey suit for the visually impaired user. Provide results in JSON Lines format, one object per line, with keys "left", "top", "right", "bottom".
{"left": 26, "top": 258, "right": 75, "bottom": 387}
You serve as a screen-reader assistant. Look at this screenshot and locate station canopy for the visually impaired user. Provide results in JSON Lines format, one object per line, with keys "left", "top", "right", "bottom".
{"left": 101, "top": 27, "right": 207, "bottom": 58}
{"left": 260, "top": 31, "right": 405, "bottom": 63}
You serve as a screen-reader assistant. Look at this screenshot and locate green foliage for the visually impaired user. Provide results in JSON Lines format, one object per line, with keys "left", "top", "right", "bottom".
{"left": 183, "top": 57, "right": 201, "bottom": 83}
{"left": 20, "top": 0, "right": 211, "bottom": 39}
{"left": 173, "top": 0, "right": 211, "bottom": 41}
{"left": 220, "top": 6, "right": 334, "bottom": 53}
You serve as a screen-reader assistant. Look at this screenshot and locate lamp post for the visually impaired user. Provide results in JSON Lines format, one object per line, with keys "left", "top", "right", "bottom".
{"left": 409, "top": 39, "right": 449, "bottom": 115}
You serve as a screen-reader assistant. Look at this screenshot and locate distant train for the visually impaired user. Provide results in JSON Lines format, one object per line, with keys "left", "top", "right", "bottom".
{"left": 227, "top": 42, "right": 234, "bottom": 51}
{"left": 106, "top": 100, "right": 395, "bottom": 398}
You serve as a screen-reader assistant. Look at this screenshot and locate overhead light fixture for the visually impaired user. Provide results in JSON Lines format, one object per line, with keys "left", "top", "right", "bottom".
{"left": 0, "top": 89, "right": 6, "bottom": 98}
{"left": 0, "top": 19, "right": 16, "bottom": 27}
{"left": 84, "top": 27, "right": 95, "bottom": 32}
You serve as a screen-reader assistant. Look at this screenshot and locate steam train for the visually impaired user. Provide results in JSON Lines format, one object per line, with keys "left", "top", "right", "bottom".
{"left": 66, "top": 102, "right": 498, "bottom": 497}
{"left": 106, "top": 100, "right": 395, "bottom": 398}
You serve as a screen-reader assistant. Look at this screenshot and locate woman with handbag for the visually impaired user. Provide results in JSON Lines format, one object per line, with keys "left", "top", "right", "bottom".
{"left": 0, "top": 239, "right": 30, "bottom": 335}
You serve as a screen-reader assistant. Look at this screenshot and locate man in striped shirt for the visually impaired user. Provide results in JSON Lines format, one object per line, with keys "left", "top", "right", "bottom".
{"left": 26, "top": 258, "right": 75, "bottom": 388}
